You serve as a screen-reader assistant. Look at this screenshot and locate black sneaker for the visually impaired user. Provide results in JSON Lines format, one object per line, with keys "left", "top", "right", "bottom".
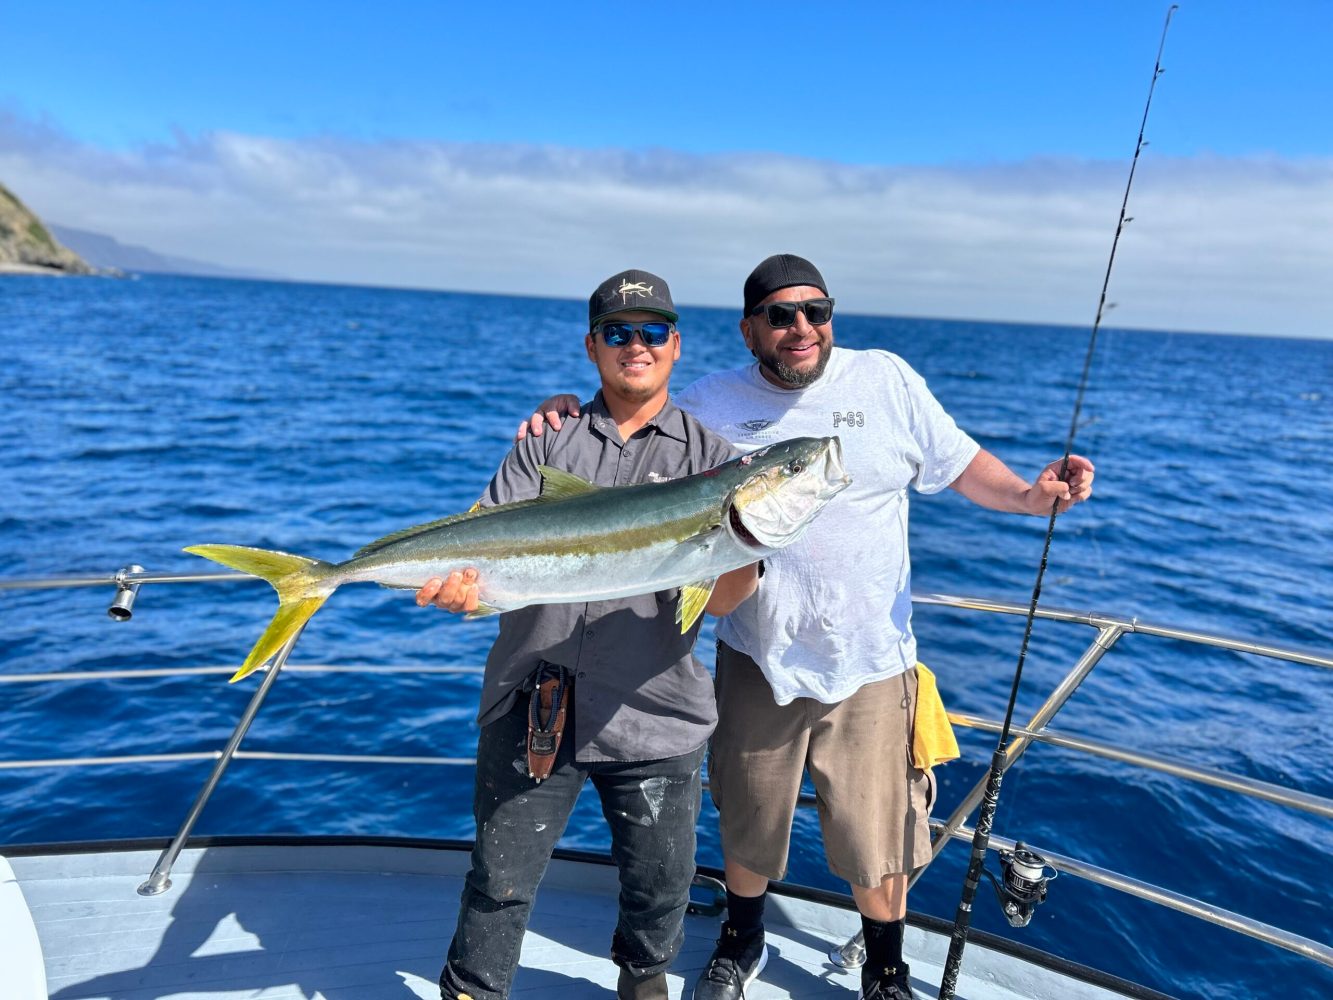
{"left": 859, "top": 962, "right": 916, "bottom": 1000}
{"left": 690, "top": 922, "right": 768, "bottom": 999}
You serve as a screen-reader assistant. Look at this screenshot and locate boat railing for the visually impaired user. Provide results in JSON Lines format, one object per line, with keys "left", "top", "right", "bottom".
{"left": 1, "top": 568, "right": 1330, "bottom": 972}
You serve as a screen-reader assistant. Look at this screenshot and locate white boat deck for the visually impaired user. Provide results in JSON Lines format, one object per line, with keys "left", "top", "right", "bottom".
{"left": 4, "top": 842, "right": 1164, "bottom": 1000}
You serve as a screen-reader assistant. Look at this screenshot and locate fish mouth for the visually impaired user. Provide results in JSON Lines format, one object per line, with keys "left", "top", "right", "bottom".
{"left": 728, "top": 504, "right": 762, "bottom": 548}
{"left": 727, "top": 436, "right": 851, "bottom": 551}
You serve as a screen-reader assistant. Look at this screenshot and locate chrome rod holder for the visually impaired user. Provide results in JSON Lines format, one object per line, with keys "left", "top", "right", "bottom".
{"left": 107, "top": 565, "right": 145, "bottom": 621}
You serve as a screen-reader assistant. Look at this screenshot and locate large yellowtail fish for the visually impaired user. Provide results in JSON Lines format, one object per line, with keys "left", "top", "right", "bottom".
{"left": 187, "top": 436, "right": 849, "bottom": 682}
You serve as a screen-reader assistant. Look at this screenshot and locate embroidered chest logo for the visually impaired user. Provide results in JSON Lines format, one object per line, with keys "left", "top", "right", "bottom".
{"left": 616, "top": 280, "right": 654, "bottom": 304}
{"left": 833, "top": 411, "right": 865, "bottom": 428}
{"left": 738, "top": 418, "right": 775, "bottom": 434}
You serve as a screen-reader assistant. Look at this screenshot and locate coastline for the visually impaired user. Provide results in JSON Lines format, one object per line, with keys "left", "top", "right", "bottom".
{"left": 0, "top": 262, "right": 120, "bottom": 277}
{"left": 0, "top": 262, "right": 75, "bottom": 276}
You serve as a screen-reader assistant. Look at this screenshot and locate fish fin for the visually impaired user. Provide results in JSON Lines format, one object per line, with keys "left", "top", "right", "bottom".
{"left": 184, "top": 544, "right": 322, "bottom": 585}
{"left": 184, "top": 544, "right": 336, "bottom": 682}
{"left": 537, "top": 466, "right": 600, "bottom": 501}
{"left": 229, "top": 595, "right": 330, "bottom": 682}
{"left": 463, "top": 601, "right": 503, "bottom": 620}
{"left": 676, "top": 579, "right": 716, "bottom": 634}
{"left": 352, "top": 499, "right": 544, "bottom": 558}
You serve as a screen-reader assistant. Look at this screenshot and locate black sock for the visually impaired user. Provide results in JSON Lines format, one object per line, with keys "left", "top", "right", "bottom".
{"left": 725, "top": 888, "right": 766, "bottom": 936}
{"left": 860, "top": 916, "right": 905, "bottom": 980}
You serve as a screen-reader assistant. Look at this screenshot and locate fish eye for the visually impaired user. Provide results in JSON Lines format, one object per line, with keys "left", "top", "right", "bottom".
{"left": 789, "top": 461, "right": 805, "bottom": 474}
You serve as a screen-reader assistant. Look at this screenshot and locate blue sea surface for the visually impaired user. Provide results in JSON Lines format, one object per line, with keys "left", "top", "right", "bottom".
{"left": 2, "top": 274, "right": 1330, "bottom": 999}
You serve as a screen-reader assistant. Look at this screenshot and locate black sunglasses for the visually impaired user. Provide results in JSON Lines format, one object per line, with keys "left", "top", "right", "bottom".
{"left": 748, "top": 297, "right": 835, "bottom": 328}
{"left": 593, "top": 321, "right": 676, "bottom": 348}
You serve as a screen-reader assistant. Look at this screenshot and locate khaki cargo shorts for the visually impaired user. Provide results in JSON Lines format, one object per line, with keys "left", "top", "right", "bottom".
{"left": 708, "top": 642, "right": 935, "bottom": 888}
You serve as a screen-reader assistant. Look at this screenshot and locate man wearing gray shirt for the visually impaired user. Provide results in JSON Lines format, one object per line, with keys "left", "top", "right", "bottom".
{"left": 420, "top": 269, "right": 756, "bottom": 1000}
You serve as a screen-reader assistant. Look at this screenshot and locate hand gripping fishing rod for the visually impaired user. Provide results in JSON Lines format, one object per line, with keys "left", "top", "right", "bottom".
{"left": 936, "top": 7, "right": 1179, "bottom": 998}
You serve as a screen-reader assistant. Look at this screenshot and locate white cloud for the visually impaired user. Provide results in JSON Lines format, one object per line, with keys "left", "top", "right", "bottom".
{"left": 3, "top": 110, "right": 1329, "bottom": 338}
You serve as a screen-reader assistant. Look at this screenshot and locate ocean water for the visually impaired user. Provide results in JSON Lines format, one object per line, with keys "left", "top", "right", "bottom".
{"left": 1, "top": 273, "right": 1330, "bottom": 999}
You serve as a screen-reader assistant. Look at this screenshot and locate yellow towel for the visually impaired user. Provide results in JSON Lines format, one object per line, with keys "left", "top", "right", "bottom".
{"left": 913, "top": 662, "right": 960, "bottom": 770}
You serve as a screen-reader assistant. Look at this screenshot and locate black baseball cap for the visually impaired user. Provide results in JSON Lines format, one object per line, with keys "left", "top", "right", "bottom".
{"left": 743, "top": 254, "right": 828, "bottom": 315}
{"left": 589, "top": 269, "right": 678, "bottom": 327}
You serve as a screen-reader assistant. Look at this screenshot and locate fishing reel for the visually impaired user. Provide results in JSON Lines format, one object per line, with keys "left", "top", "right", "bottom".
{"left": 984, "top": 843, "right": 1057, "bottom": 928}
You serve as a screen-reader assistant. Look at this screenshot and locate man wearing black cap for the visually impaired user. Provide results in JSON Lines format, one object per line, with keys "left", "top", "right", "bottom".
{"left": 520, "top": 255, "right": 1094, "bottom": 1000}
{"left": 422, "top": 269, "right": 758, "bottom": 1000}
{"left": 680, "top": 255, "right": 1092, "bottom": 1000}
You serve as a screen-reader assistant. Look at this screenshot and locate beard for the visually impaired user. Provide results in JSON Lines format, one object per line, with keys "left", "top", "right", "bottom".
{"left": 754, "top": 338, "right": 832, "bottom": 388}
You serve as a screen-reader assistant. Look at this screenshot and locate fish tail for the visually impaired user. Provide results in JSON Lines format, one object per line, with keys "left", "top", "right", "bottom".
{"left": 184, "top": 544, "right": 336, "bottom": 682}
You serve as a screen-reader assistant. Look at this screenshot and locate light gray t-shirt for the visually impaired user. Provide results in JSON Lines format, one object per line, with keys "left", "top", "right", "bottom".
{"left": 673, "top": 346, "right": 979, "bottom": 705}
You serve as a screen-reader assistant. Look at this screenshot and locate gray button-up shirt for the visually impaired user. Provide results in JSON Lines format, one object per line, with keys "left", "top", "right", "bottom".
{"left": 475, "top": 392, "right": 736, "bottom": 762}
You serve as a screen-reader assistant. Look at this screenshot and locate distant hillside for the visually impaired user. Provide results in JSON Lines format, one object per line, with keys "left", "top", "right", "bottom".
{"left": 50, "top": 224, "right": 271, "bottom": 279}
{"left": 0, "top": 184, "right": 95, "bottom": 274}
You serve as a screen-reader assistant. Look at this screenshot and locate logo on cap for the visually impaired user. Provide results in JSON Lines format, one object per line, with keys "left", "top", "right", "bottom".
{"left": 617, "top": 280, "right": 654, "bottom": 304}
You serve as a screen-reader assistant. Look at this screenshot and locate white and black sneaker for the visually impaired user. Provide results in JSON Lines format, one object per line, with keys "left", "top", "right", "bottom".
{"left": 690, "top": 922, "right": 768, "bottom": 999}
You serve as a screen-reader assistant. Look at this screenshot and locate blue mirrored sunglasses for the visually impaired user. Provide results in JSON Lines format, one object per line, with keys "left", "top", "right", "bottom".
{"left": 593, "top": 321, "right": 676, "bottom": 347}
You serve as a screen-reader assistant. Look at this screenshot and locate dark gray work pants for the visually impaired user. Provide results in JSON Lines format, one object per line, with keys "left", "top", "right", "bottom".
{"left": 439, "top": 699, "right": 704, "bottom": 1000}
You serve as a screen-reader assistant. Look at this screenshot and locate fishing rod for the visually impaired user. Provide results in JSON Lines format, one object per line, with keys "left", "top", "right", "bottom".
{"left": 936, "top": 6, "right": 1179, "bottom": 997}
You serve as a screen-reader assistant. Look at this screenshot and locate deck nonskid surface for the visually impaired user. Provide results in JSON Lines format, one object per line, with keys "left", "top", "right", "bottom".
{"left": 9, "top": 844, "right": 1132, "bottom": 1000}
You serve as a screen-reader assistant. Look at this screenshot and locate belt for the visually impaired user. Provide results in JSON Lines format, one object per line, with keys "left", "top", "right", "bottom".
{"left": 527, "top": 662, "right": 570, "bottom": 782}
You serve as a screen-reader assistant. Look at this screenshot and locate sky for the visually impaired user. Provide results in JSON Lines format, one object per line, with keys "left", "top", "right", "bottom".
{"left": 2, "top": 0, "right": 1331, "bottom": 337}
